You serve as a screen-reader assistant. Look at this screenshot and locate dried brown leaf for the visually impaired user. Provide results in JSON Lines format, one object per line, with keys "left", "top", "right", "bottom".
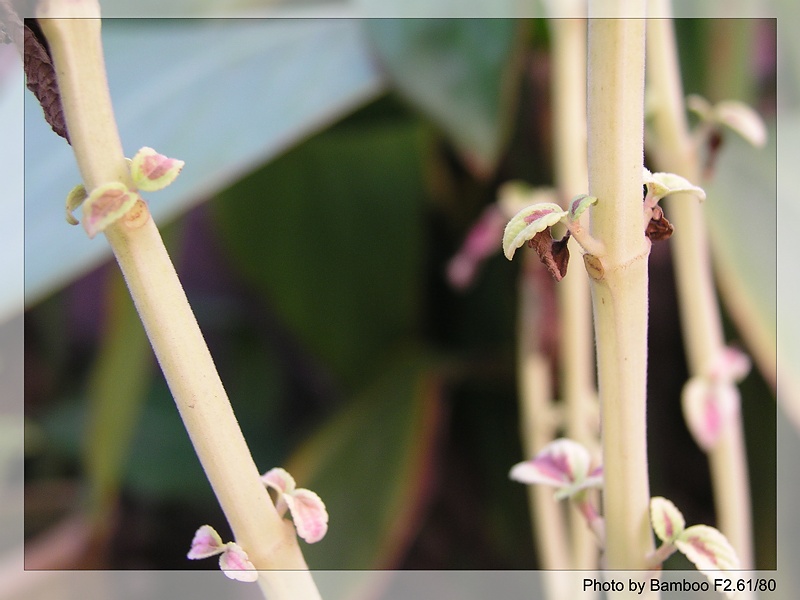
{"left": 645, "top": 205, "right": 674, "bottom": 242}
{"left": 24, "top": 20, "right": 70, "bottom": 143}
{"left": 528, "top": 229, "right": 570, "bottom": 281}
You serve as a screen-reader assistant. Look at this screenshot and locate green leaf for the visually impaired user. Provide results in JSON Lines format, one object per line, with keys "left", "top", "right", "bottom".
{"left": 285, "top": 351, "right": 445, "bottom": 569}
{"left": 211, "top": 113, "right": 428, "bottom": 387}
{"left": 23, "top": 18, "right": 385, "bottom": 313}
{"left": 364, "top": 19, "right": 526, "bottom": 177}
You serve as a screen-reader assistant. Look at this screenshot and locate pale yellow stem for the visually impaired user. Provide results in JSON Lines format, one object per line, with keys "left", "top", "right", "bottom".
{"left": 37, "top": 5, "right": 321, "bottom": 596}
{"left": 646, "top": 10, "right": 754, "bottom": 569}
{"left": 517, "top": 258, "right": 570, "bottom": 572}
{"left": 550, "top": 17, "right": 599, "bottom": 570}
{"left": 586, "top": 15, "right": 654, "bottom": 569}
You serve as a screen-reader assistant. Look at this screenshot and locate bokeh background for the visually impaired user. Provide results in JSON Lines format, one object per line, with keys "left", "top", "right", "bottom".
{"left": 20, "top": 15, "right": 778, "bottom": 579}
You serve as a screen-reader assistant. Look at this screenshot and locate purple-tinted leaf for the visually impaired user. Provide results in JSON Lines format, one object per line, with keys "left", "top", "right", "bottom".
{"left": 81, "top": 182, "right": 139, "bottom": 239}
{"left": 650, "top": 496, "right": 686, "bottom": 543}
{"left": 709, "top": 346, "right": 751, "bottom": 382}
{"left": 285, "top": 488, "right": 329, "bottom": 544}
{"left": 446, "top": 204, "right": 506, "bottom": 290}
{"left": 509, "top": 438, "right": 601, "bottom": 500}
{"left": 219, "top": 544, "right": 258, "bottom": 583}
{"left": 682, "top": 377, "right": 740, "bottom": 451}
{"left": 261, "top": 467, "right": 297, "bottom": 495}
{"left": 675, "top": 524, "right": 740, "bottom": 586}
{"left": 502, "top": 202, "right": 567, "bottom": 260}
{"left": 130, "top": 146, "right": 185, "bottom": 192}
{"left": 187, "top": 524, "right": 225, "bottom": 560}
{"left": 568, "top": 193, "right": 597, "bottom": 222}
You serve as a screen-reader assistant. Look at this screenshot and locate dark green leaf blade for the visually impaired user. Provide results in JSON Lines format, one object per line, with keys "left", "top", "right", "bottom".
{"left": 212, "top": 112, "right": 429, "bottom": 387}
{"left": 365, "top": 19, "right": 526, "bottom": 177}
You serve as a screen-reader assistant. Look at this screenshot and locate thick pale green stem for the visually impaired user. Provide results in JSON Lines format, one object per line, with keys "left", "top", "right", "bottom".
{"left": 646, "top": 12, "right": 753, "bottom": 569}
{"left": 586, "top": 17, "right": 654, "bottom": 569}
{"left": 38, "top": 5, "right": 320, "bottom": 596}
{"left": 550, "top": 18, "right": 598, "bottom": 570}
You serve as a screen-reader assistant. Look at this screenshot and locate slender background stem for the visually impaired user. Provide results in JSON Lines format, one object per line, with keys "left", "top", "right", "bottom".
{"left": 550, "top": 17, "right": 598, "bottom": 571}
{"left": 645, "top": 11, "right": 754, "bottom": 569}
{"left": 516, "top": 266, "right": 571, "bottom": 581}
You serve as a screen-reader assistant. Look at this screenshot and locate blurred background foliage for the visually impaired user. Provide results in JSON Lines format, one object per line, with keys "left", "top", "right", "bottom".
{"left": 22, "top": 18, "right": 776, "bottom": 572}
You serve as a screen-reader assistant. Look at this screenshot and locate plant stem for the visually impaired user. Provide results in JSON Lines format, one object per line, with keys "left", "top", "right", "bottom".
{"left": 37, "top": 5, "right": 321, "bottom": 596}
{"left": 550, "top": 17, "right": 598, "bottom": 570}
{"left": 586, "top": 15, "right": 654, "bottom": 569}
{"left": 517, "top": 260, "right": 570, "bottom": 571}
{"left": 645, "top": 11, "right": 753, "bottom": 569}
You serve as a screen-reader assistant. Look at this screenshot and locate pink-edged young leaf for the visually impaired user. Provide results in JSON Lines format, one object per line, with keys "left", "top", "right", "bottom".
{"left": 446, "top": 203, "right": 507, "bottom": 290}
{"left": 219, "top": 543, "right": 258, "bottom": 583}
{"left": 130, "top": 146, "right": 185, "bottom": 192}
{"left": 65, "top": 183, "right": 87, "bottom": 225}
{"left": 81, "top": 182, "right": 140, "bottom": 239}
{"left": 682, "top": 377, "right": 741, "bottom": 451}
{"left": 675, "top": 524, "right": 740, "bottom": 590}
{"left": 709, "top": 346, "right": 751, "bottom": 382}
{"left": 568, "top": 194, "right": 597, "bottom": 222}
{"left": 261, "top": 466, "right": 297, "bottom": 494}
{"left": 187, "top": 524, "right": 225, "bottom": 560}
{"left": 509, "top": 438, "right": 601, "bottom": 500}
{"left": 284, "top": 488, "right": 329, "bottom": 544}
{"left": 650, "top": 496, "right": 686, "bottom": 543}
{"left": 502, "top": 202, "right": 567, "bottom": 260}
{"left": 261, "top": 467, "right": 329, "bottom": 543}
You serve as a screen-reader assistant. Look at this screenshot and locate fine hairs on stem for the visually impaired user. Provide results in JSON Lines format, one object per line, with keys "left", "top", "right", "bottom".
{"left": 36, "top": 3, "right": 320, "bottom": 598}
{"left": 586, "top": 16, "right": 654, "bottom": 569}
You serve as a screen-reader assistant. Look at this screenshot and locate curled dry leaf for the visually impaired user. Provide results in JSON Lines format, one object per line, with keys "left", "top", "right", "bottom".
{"left": 24, "top": 21, "right": 69, "bottom": 143}
{"left": 528, "top": 230, "right": 570, "bottom": 281}
{"left": 645, "top": 205, "right": 674, "bottom": 242}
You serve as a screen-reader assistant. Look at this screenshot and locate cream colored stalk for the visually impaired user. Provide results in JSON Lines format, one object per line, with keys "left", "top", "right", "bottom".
{"left": 586, "top": 16, "right": 654, "bottom": 568}
{"left": 550, "top": 18, "right": 598, "bottom": 570}
{"left": 37, "top": 4, "right": 321, "bottom": 597}
{"left": 515, "top": 262, "right": 571, "bottom": 581}
{"left": 645, "top": 8, "right": 754, "bottom": 569}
